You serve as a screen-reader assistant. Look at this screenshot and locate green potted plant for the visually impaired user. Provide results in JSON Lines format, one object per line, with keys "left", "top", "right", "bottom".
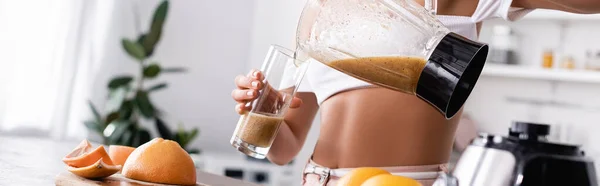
{"left": 84, "top": 0, "right": 200, "bottom": 154}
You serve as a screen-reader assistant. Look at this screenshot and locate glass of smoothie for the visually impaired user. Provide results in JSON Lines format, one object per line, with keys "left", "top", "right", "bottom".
{"left": 230, "top": 45, "right": 310, "bottom": 159}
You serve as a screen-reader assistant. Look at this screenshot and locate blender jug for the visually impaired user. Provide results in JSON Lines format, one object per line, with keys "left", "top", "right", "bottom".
{"left": 295, "top": 0, "right": 488, "bottom": 119}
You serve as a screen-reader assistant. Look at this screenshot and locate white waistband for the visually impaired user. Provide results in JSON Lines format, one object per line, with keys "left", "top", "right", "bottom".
{"left": 334, "top": 169, "right": 442, "bottom": 180}
{"left": 303, "top": 161, "right": 445, "bottom": 180}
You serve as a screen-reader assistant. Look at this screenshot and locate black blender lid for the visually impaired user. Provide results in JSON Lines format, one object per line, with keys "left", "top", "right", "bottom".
{"left": 415, "top": 32, "right": 488, "bottom": 119}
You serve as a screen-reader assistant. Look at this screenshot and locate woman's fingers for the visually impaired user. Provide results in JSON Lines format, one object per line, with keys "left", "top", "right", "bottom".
{"left": 235, "top": 69, "right": 265, "bottom": 89}
{"left": 232, "top": 69, "right": 267, "bottom": 115}
{"left": 248, "top": 69, "right": 265, "bottom": 81}
{"left": 231, "top": 89, "right": 258, "bottom": 102}
{"left": 235, "top": 103, "right": 252, "bottom": 114}
{"left": 235, "top": 103, "right": 245, "bottom": 114}
{"left": 235, "top": 75, "right": 262, "bottom": 90}
{"left": 289, "top": 97, "right": 303, "bottom": 108}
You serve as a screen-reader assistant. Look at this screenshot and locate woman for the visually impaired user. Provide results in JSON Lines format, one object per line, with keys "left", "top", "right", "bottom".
{"left": 231, "top": 0, "right": 600, "bottom": 185}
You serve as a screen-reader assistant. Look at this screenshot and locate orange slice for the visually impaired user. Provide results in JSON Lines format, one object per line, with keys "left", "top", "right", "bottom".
{"left": 67, "top": 158, "right": 122, "bottom": 179}
{"left": 108, "top": 145, "right": 136, "bottom": 166}
{"left": 62, "top": 139, "right": 121, "bottom": 179}
{"left": 63, "top": 139, "right": 92, "bottom": 160}
{"left": 122, "top": 138, "right": 197, "bottom": 185}
{"left": 63, "top": 145, "right": 114, "bottom": 168}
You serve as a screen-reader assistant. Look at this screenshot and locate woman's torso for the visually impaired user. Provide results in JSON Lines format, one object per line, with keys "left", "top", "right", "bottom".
{"left": 312, "top": 87, "right": 462, "bottom": 168}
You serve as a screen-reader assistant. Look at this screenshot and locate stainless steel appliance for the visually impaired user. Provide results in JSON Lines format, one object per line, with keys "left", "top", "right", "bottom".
{"left": 435, "top": 121, "right": 598, "bottom": 186}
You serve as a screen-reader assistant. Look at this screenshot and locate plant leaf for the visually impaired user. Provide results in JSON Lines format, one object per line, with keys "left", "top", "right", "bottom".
{"left": 142, "top": 0, "right": 169, "bottom": 57}
{"left": 162, "top": 67, "right": 187, "bottom": 73}
{"left": 105, "top": 121, "right": 131, "bottom": 144}
{"left": 108, "top": 76, "right": 133, "bottom": 89}
{"left": 120, "top": 130, "right": 134, "bottom": 146}
{"left": 173, "top": 130, "right": 182, "bottom": 145}
{"left": 105, "top": 87, "right": 128, "bottom": 112}
{"left": 143, "top": 64, "right": 161, "bottom": 78}
{"left": 173, "top": 126, "right": 197, "bottom": 148}
{"left": 188, "top": 128, "right": 199, "bottom": 142}
{"left": 133, "top": 128, "right": 152, "bottom": 147}
{"left": 119, "top": 100, "right": 134, "bottom": 120}
{"left": 180, "top": 131, "right": 191, "bottom": 148}
{"left": 84, "top": 120, "right": 103, "bottom": 134}
{"left": 147, "top": 83, "right": 167, "bottom": 92}
{"left": 122, "top": 39, "right": 146, "bottom": 61}
{"left": 105, "top": 112, "right": 120, "bottom": 125}
{"left": 187, "top": 148, "right": 200, "bottom": 154}
{"left": 155, "top": 117, "right": 173, "bottom": 140}
{"left": 137, "top": 33, "right": 147, "bottom": 46}
{"left": 152, "top": 108, "right": 165, "bottom": 118}
{"left": 87, "top": 101, "right": 102, "bottom": 123}
{"left": 135, "top": 91, "right": 155, "bottom": 119}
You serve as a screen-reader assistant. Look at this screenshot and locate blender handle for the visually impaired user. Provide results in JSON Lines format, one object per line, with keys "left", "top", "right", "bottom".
{"left": 425, "top": 0, "right": 438, "bottom": 15}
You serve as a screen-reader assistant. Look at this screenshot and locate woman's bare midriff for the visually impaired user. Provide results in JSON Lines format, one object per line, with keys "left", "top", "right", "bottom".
{"left": 310, "top": 87, "right": 462, "bottom": 169}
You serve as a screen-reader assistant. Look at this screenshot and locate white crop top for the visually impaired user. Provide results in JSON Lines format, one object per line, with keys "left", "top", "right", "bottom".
{"left": 296, "top": 0, "right": 534, "bottom": 104}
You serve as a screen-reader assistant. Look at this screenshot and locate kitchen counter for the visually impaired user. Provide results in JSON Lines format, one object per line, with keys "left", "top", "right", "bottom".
{"left": 0, "top": 135, "right": 259, "bottom": 186}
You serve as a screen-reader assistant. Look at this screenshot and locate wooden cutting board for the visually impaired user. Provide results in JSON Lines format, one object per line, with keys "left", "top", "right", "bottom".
{"left": 55, "top": 171, "right": 261, "bottom": 186}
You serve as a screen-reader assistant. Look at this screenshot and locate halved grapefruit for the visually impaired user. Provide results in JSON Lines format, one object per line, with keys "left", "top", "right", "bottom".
{"left": 108, "top": 145, "right": 136, "bottom": 166}
{"left": 122, "top": 138, "right": 197, "bottom": 185}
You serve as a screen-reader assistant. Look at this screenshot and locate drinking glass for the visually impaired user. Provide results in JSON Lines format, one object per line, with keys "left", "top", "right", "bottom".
{"left": 230, "top": 45, "right": 310, "bottom": 159}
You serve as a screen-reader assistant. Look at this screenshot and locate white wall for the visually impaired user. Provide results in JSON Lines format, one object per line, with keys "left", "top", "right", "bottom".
{"left": 89, "top": 0, "right": 256, "bottom": 154}
{"left": 247, "top": 0, "right": 307, "bottom": 68}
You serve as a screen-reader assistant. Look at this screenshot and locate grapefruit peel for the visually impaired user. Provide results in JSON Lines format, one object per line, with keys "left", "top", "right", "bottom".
{"left": 67, "top": 158, "right": 122, "bottom": 179}
{"left": 62, "top": 139, "right": 121, "bottom": 179}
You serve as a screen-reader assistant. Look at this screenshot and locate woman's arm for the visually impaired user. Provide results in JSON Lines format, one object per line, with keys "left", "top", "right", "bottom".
{"left": 513, "top": 0, "right": 600, "bottom": 14}
{"left": 232, "top": 70, "right": 318, "bottom": 165}
{"left": 266, "top": 92, "right": 319, "bottom": 165}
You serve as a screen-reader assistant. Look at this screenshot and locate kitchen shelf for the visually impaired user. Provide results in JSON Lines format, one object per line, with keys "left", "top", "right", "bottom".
{"left": 481, "top": 64, "right": 600, "bottom": 83}
{"left": 522, "top": 9, "right": 600, "bottom": 21}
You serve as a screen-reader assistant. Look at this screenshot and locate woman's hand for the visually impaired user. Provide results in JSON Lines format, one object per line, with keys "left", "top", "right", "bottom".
{"left": 231, "top": 69, "right": 303, "bottom": 115}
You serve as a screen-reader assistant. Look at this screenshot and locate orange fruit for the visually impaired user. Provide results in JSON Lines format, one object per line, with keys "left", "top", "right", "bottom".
{"left": 62, "top": 139, "right": 121, "bottom": 179}
{"left": 361, "top": 174, "right": 422, "bottom": 186}
{"left": 108, "top": 145, "right": 136, "bottom": 166}
{"left": 63, "top": 140, "right": 114, "bottom": 168}
{"left": 67, "top": 158, "right": 121, "bottom": 179}
{"left": 122, "top": 138, "right": 196, "bottom": 185}
{"left": 64, "top": 139, "right": 92, "bottom": 156}
{"left": 337, "top": 167, "right": 391, "bottom": 186}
